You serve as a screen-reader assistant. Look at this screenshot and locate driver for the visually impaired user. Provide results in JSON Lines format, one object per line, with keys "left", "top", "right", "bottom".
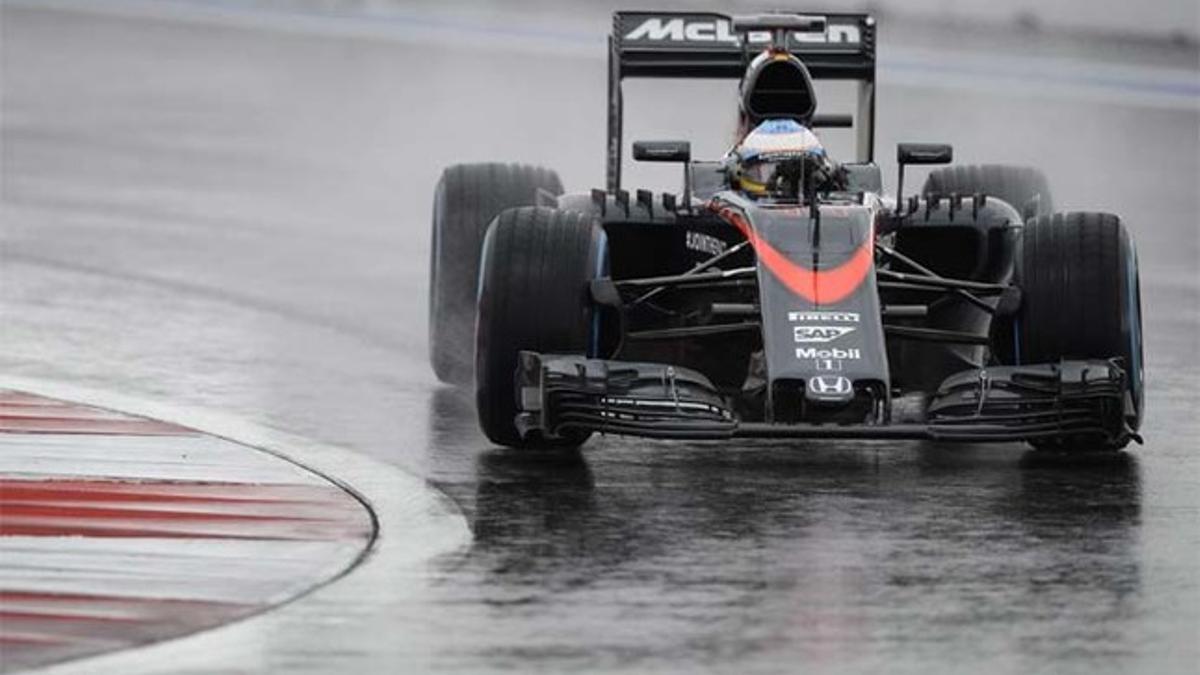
{"left": 731, "top": 119, "right": 845, "bottom": 199}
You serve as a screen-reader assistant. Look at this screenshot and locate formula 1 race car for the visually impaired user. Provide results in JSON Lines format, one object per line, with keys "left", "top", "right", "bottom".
{"left": 428, "top": 11, "right": 1144, "bottom": 453}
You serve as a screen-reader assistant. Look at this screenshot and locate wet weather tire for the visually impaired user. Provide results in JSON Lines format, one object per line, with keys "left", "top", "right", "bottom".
{"left": 476, "top": 207, "right": 606, "bottom": 449}
{"left": 429, "top": 163, "right": 563, "bottom": 385}
{"left": 923, "top": 164, "right": 1054, "bottom": 218}
{"left": 1015, "top": 212, "right": 1144, "bottom": 450}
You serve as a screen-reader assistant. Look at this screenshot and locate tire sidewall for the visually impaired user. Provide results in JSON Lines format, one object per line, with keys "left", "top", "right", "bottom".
{"left": 428, "top": 175, "right": 446, "bottom": 355}
{"left": 1121, "top": 233, "right": 1145, "bottom": 430}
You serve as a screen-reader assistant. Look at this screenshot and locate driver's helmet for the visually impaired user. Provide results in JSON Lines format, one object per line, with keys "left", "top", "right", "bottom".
{"left": 732, "top": 118, "right": 826, "bottom": 197}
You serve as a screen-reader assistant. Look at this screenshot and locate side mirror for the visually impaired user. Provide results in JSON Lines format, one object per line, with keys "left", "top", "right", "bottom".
{"left": 633, "top": 140, "right": 693, "bottom": 211}
{"left": 895, "top": 142, "right": 953, "bottom": 215}
{"left": 897, "top": 143, "right": 953, "bottom": 165}
{"left": 633, "top": 140, "right": 691, "bottom": 163}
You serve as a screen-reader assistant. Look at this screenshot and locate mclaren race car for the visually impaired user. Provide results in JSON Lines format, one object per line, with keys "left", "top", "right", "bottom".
{"left": 428, "top": 11, "right": 1145, "bottom": 452}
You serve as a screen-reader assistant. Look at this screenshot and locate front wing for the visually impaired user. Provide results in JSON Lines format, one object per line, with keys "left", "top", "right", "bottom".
{"left": 514, "top": 351, "right": 1137, "bottom": 446}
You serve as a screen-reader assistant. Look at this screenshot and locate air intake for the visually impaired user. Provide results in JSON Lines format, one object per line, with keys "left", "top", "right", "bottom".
{"left": 741, "top": 54, "right": 817, "bottom": 124}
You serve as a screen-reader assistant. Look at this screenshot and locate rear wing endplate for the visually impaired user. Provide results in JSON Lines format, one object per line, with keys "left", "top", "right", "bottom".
{"left": 607, "top": 11, "right": 877, "bottom": 190}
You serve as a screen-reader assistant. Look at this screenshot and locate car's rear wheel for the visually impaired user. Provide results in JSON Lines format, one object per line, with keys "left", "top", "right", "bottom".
{"left": 923, "top": 164, "right": 1054, "bottom": 218}
{"left": 1013, "top": 212, "right": 1144, "bottom": 451}
{"left": 429, "top": 163, "right": 563, "bottom": 385}
{"left": 476, "top": 206, "right": 607, "bottom": 449}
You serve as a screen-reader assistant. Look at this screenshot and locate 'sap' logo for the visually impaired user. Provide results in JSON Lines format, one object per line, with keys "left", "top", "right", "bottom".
{"left": 794, "top": 326, "right": 855, "bottom": 343}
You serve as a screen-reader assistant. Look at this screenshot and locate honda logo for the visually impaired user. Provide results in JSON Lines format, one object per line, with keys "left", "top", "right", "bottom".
{"left": 808, "top": 375, "right": 853, "bottom": 397}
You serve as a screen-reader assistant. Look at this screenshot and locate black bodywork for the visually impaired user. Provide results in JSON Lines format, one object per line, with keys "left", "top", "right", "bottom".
{"left": 516, "top": 12, "right": 1136, "bottom": 447}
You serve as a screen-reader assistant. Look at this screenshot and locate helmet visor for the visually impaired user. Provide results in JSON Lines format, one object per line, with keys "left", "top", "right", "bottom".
{"left": 740, "top": 160, "right": 775, "bottom": 191}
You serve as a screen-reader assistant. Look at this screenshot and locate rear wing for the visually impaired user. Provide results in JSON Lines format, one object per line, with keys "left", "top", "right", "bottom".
{"left": 607, "top": 11, "right": 877, "bottom": 190}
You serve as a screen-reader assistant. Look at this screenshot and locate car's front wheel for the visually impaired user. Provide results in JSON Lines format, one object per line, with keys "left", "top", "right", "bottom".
{"left": 475, "top": 206, "right": 607, "bottom": 449}
{"left": 1013, "top": 212, "right": 1144, "bottom": 451}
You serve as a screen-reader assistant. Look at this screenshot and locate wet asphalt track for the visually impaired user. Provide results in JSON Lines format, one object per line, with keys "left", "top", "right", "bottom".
{"left": 2, "top": 2, "right": 1199, "bottom": 672}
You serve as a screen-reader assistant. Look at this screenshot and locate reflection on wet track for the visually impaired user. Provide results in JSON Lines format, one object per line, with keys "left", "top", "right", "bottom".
{"left": 1, "top": 1, "right": 1197, "bottom": 672}
{"left": 427, "top": 388, "right": 1149, "bottom": 671}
